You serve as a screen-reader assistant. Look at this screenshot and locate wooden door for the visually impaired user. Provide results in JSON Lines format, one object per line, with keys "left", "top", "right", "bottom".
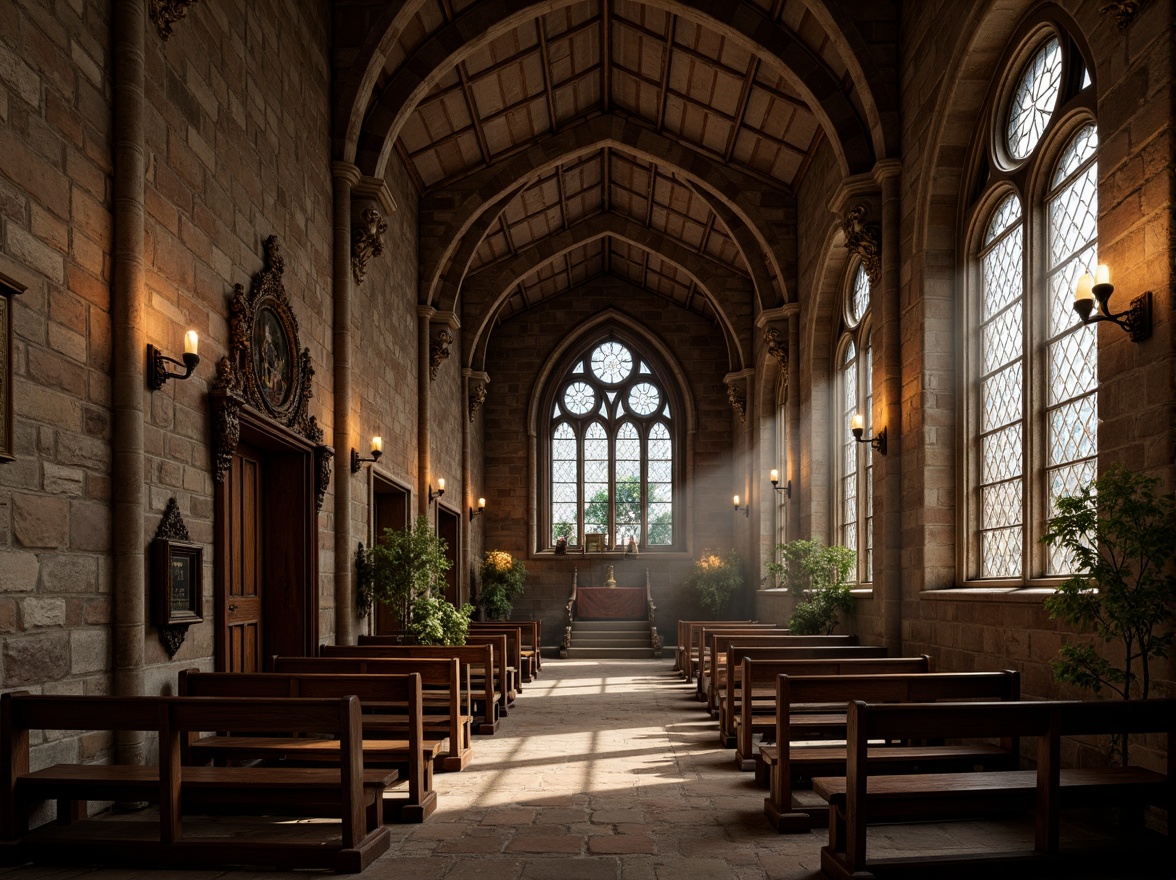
{"left": 373, "top": 479, "right": 409, "bottom": 635}
{"left": 224, "top": 442, "right": 264, "bottom": 671}
{"left": 437, "top": 506, "right": 460, "bottom": 605}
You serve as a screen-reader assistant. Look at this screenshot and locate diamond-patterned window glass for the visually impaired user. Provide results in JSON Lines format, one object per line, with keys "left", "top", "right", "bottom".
{"left": 978, "top": 193, "right": 1025, "bottom": 578}
{"left": 1045, "top": 125, "right": 1098, "bottom": 576}
{"left": 551, "top": 422, "right": 579, "bottom": 544}
{"left": 862, "top": 335, "right": 873, "bottom": 583}
{"left": 647, "top": 422, "right": 673, "bottom": 545}
{"left": 614, "top": 422, "right": 641, "bottom": 546}
{"left": 847, "top": 263, "right": 869, "bottom": 327}
{"left": 583, "top": 422, "right": 609, "bottom": 539}
{"left": 1007, "top": 36, "right": 1062, "bottom": 160}
{"left": 591, "top": 342, "right": 633, "bottom": 384}
{"left": 840, "top": 339, "right": 859, "bottom": 554}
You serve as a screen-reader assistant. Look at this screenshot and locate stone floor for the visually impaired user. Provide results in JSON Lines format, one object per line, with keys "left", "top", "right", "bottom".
{"left": 0, "top": 658, "right": 1167, "bottom": 879}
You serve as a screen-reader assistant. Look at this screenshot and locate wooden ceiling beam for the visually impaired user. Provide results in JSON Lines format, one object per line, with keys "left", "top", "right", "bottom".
{"left": 724, "top": 58, "right": 760, "bottom": 163}
{"left": 655, "top": 14, "right": 674, "bottom": 132}
{"left": 536, "top": 16, "right": 560, "bottom": 133}
{"left": 601, "top": 0, "right": 611, "bottom": 113}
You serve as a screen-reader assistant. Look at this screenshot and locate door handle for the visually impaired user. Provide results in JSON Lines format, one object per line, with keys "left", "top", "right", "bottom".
{"left": 228, "top": 604, "right": 237, "bottom": 612}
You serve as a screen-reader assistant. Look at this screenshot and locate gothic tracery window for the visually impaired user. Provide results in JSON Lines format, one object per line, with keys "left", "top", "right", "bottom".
{"left": 966, "top": 24, "right": 1096, "bottom": 583}
{"left": 547, "top": 339, "right": 677, "bottom": 550}
{"left": 836, "top": 262, "right": 873, "bottom": 584}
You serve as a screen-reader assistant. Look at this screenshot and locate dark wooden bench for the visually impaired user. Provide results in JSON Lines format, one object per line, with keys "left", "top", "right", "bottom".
{"left": 674, "top": 619, "right": 754, "bottom": 675}
{"left": 701, "top": 632, "right": 860, "bottom": 714}
{"left": 683, "top": 621, "right": 778, "bottom": 683}
{"left": 764, "top": 670, "right": 1022, "bottom": 832}
{"left": 274, "top": 650, "right": 496, "bottom": 736}
{"left": 814, "top": 697, "right": 1175, "bottom": 879}
{"left": 463, "top": 632, "right": 518, "bottom": 709}
{"left": 0, "top": 692, "right": 391, "bottom": 873}
{"left": 177, "top": 669, "right": 439, "bottom": 822}
{"left": 693, "top": 625, "right": 792, "bottom": 700}
{"left": 471, "top": 620, "right": 541, "bottom": 681}
{"left": 725, "top": 654, "right": 932, "bottom": 758}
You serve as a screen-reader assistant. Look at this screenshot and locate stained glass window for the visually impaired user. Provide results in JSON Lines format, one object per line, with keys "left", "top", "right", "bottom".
{"left": 546, "top": 339, "right": 676, "bottom": 549}
{"left": 1007, "top": 37, "right": 1061, "bottom": 160}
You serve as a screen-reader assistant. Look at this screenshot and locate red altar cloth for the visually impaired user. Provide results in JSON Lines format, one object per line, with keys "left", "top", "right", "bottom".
{"left": 575, "top": 587, "right": 646, "bottom": 619}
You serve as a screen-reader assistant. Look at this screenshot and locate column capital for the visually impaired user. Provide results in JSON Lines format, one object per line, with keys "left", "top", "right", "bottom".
{"left": 352, "top": 175, "right": 398, "bottom": 216}
{"left": 330, "top": 161, "right": 362, "bottom": 186}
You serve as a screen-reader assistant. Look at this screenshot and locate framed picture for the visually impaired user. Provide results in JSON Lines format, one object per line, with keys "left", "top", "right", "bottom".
{"left": 585, "top": 533, "right": 605, "bottom": 553}
{"left": 152, "top": 537, "right": 204, "bottom": 627}
{"left": 0, "top": 272, "right": 25, "bottom": 464}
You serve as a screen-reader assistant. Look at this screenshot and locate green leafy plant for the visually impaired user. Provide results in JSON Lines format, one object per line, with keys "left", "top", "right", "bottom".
{"left": 363, "top": 516, "right": 452, "bottom": 629}
{"left": 1040, "top": 464, "right": 1176, "bottom": 764}
{"left": 684, "top": 551, "right": 744, "bottom": 616}
{"left": 764, "top": 539, "right": 856, "bottom": 634}
{"left": 408, "top": 595, "right": 474, "bottom": 646}
{"left": 478, "top": 550, "right": 527, "bottom": 620}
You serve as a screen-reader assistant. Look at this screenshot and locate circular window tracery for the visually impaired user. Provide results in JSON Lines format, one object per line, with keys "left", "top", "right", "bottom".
{"left": 590, "top": 341, "right": 633, "bottom": 384}
{"left": 1006, "top": 36, "right": 1062, "bottom": 161}
{"left": 563, "top": 381, "right": 595, "bottom": 415}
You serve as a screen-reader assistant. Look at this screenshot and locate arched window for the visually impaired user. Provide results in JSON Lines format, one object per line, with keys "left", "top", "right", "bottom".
{"left": 546, "top": 339, "right": 678, "bottom": 550}
{"left": 965, "top": 24, "right": 1096, "bottom": 583}
{"left": 835, "top": 262, "right": 873, "bottom": 584}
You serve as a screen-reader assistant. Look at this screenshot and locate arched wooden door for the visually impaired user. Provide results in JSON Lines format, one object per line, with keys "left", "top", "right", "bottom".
{"left": 222, "top": 441, "right": 264, "bottom": 671}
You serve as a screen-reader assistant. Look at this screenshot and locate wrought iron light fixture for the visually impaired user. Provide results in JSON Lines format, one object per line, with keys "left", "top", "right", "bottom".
{"left": 769, "top": 468, "right": 791, "bottom": 499}
{"left": 1073, "top": 264, "right": 1152, "bottom": 342}
{"left": 851, "top": 413, "right": 886, "bottom": 455}
{"left": 428, "top": 478, "right": 446, "bottom": 504}
{"left": 351, "top": 436, "right": 382, "bottom": 473}
{"left": 148, "top": 330, "right": 200, "bottom": 390}
{"left": 469, "top": 497, "right": 485, "bottom": 521}
{"left": 733, "top": 494, "right": 749, "bottom": 517}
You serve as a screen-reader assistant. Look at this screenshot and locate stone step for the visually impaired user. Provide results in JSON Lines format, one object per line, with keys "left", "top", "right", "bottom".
{"left": 563, "top": 647, "right": 657, "bottom": 659}
{"left": 571, "top": 619, "right": 649, "bottom": 631}
{"left": 571, "top": 636, "right": 651, "bottom": 647}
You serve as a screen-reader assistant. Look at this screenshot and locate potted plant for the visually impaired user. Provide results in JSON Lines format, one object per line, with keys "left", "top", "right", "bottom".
{"left": 764, "top": 539, "right": 855, "bottom": 634}
{"left": 478, "top": 550, "right": 527, "bottom": 620}
{"left": 360, "top": 515, "right": 452, "bottom": 630}
{"left": 408, "top": 595, "right": 474, "bottom": 645}
{"left": 1040, "top": 463, "right": 1176, "bottom": 765}
{"left": 684, "top": 551, "right": 743, "bottom": 616}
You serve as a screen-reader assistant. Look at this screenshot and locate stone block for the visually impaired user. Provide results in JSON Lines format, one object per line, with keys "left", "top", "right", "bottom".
{"left": 3, "top": 631, "right": 70, "bottom": 686}
{"left": 21, "top": 597, "right": 66, "bottom": 628}
{"left": 70, "top": 628, "right": 109, "bottom": 675}
{"left": 69, "top": 499, "right": 109, "bottom": 551}
{"left": 0, "top": 549, "right": 38, "bottom": 592}
{"left": 13, "top": 494, "right": 69, "bottom": 548}
{"left": 43, "top": 462, "right": 85, "bottom": 495}
{"left": 39, "top": 552, "right": 99, "bottom": 593}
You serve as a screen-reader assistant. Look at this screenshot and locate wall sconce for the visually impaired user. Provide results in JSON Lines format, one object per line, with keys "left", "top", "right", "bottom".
{"left": 733, "top": 494, "right": 749, "bottom": 517}
{"left": 469, "top": 497, "right": 485, "bottom": 521}
{"left": 1073, "top": 264, "right": 1152, "bottom": 342}
{"left": 769, "top": 468, "right": 791, "bottom": 499}
{"left": 428, "top": 478, "right": 446, "bottom": 504}
{"left": 148, "top": 330, "right": 200, "bottom": 390}
{"left": 851, "top": 413, "right": 887, "bottom": 455}
{"left": 350, "top": 436, "right": 382, "bottom": 473}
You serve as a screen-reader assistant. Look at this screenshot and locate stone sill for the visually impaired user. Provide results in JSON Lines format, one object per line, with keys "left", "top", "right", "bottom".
{"left": 920, "top": 586, "right": 1058, "bottom": 603}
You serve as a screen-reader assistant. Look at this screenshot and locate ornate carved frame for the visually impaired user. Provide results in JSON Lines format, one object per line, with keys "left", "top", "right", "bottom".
{"left": 210, "top": 236, "right": 333, "bottom": 508}
{"left": 152, "top": 497, "right": 204, "bottom": 658}
{"left": 0, "top": 272, "right": 23, "bottom": 464}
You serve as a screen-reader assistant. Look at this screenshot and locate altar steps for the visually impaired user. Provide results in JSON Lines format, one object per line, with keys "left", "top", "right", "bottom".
{"left": 563, "top": 619, "right": 657, "bottom": 659}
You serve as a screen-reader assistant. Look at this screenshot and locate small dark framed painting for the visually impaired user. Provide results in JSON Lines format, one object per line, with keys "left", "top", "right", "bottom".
{"left": 0, "top": 272, "right": 25, "bottom": 464}
{"left": 584, "top": 533, "right": 605, "bottom": 553}
{"left": 152, "top": 537, "right": 204, "bottom": 627}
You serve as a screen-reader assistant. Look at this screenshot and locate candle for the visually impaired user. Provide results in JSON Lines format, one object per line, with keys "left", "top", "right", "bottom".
{"left": 1075, "top": 273, "right": 1095, "bottom": 304}
{"left": 851, "top": 413, "right": 864, "bottom": 433}
{"left": 733, "top": 495, "right": 741, "bottom": 508}
{"left": 770, "top": 469, "right": 779, "bottom": 483}
{"left": 1094, "top": 264, "right": 1110, "bottom": 286}
{"left": 477, "top": 497, "right": 485, "bottom": 510}
{"left": 437, "top": 477, "right": 445, "bottom": 492}
{"left": 371, "top": 436, "right": 382, "bottom": 454}
{"left": 184, "top": 330, "right": 199, "bottom": 356}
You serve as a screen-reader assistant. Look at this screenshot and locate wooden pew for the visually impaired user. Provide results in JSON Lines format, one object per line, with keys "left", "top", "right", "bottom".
{"left": 719, "top": 645, "right": 896, "bottom": 750}
{"left": 699, "top": 630, "right": 858, "bottom": 709}
{"left": 177, "top": 670, "right": 439, "bottom": 822}
{"left": 692, "top": 624, "right": 787, "bottom": 698}
{"left": 274, "top": 650, "right": 498, "bottom": 735}
{"left": 814, "top": 697, "right": 1175, "bottom": 879}
{"left": 724, "top": 654, "right": 931, "bottom": 756}
{"left": 674, "top": 619, "right": 754, "bottom": 674}
{"left": 469, "top": 622, "right": 538, "bottom": 683}
{"left": 682, "top": 621, "right": 775, "bottom": 682}
{"left": 0, "top": 692, "right": 391, "bottom": 873}
{"left": 764, "top": 670, "right": 1022, "bottom": 832}
{"left": 463, "top": 632, "right": 518, "bottom": 708}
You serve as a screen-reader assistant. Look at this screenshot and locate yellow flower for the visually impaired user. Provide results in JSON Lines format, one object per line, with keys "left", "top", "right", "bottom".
{"left": 697, "top": 553, "right": 723, "bottom": 572}
{"left": 484, "top": 550, "right": 514, "bottom": 574}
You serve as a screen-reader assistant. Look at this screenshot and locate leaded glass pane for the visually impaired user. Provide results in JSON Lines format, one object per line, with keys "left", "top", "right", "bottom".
{"left": 627, "top": 382, "right": 660, "bottom": 416}
{"left": 563, "top": 381, "right": 595, "bottom": 415}
{"left": 985, "top": 194, "right": 1023, "bottom": 244}
{"left": 1049, "top": 169, "right": 1098, "bottom": 266}
{"left": 551, "top": 423, "right": 578, "bottom": 544}
{"left": 1049, "top": 326, "right": 1097, "bottom": 404}
{"left": 982, "top": 526, "right": 1022, "bottom": 578}
{"left": 848, "top": 263, "right": 869, "bottom": 326}
{"left": 647, "top": 422, "right": 672, "bottom": 546}
{"left": 982, "top": 425, "right": 1023, "bottom": 483}
{"left": 1052, "top": 124, "right": 1098, "bottom": 187}
{"left": 1047, "top": 459, "right": 1096, "bottom": 574}
{"left": 982, "top": 304, "right": 1023, "bottom": 373}
{"left": 591, "top": 342, "right": 633, "bottom": 384}
{"left": 982, "top": 224, "right": 1023, "bottom": 315}
{"left": 647, "top": 503, "right": 673, "bottom": 544}
{"left": 982, "top": 362, "right": 1023, "bottom": 431}
{"left": 982, "top": 481, "right": 1022, "bottom": 529}
{"left": 1049, "top": 244, "right": 1096, "bottom": 337}
{"left": 1007, "top": 36, "right": 1061, "bottom": 160}
{"left": 583, "top": 422, "right": 609, "bottom": 536}
{"left": 1048, "top": 397, "right": 1097, "bottom": 466}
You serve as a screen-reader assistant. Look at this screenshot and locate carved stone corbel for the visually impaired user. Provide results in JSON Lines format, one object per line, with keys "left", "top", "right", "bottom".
{"left": 315, "top": 445, "right": 334, "bottom": 512}
{"left": 764, "top": 326, "right": 787, "bottom": 369}
{"left": 351, "top": 207, "right": 387, "bottom": 286}
{"left": 1100, "top": 0, "right": 1147, "bottom": 28}
{"left": 150, "top": 0, "right": 198, "bottom": 41}
{"left": 468, "top": 381, "right": 487, "bottom": 422}
{"left": 429, "top": 329, "right": 453, "bottom": 380}
{"left": 726, "top": 382, "right": 747, "bottom": 424}
{"left": 842, "top": 204, "right": 882, "bottom": 287}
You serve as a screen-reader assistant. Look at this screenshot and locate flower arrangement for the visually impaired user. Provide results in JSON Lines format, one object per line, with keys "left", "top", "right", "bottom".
{"left": 684, "top": 550, "right": 743, "bottom": 616}
{"left": 478, "top": 549, "right": 527, "bottom": 620}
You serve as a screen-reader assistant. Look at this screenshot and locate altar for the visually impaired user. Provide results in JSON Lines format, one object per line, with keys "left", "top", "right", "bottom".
{"left": 575, "top": 587, "right": 647, "bottom": 620}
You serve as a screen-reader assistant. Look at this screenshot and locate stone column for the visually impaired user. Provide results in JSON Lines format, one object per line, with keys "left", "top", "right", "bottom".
{"left": 463, "top": 369, "right": 489, "bottom": 605}
{"left": 112, "top": 0, "right": 147, "bottom": 766}
{"left": 875, "top": 160, "right": 903, "bottom": 652}
{"left": 786, "top": 310, "right": 801, "bottom": 541}
{"left": 417, "top": 306, "right": 435, "bottom": 517}
{"left": 330, "top": 162, "right": 360, "bottom": 645}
